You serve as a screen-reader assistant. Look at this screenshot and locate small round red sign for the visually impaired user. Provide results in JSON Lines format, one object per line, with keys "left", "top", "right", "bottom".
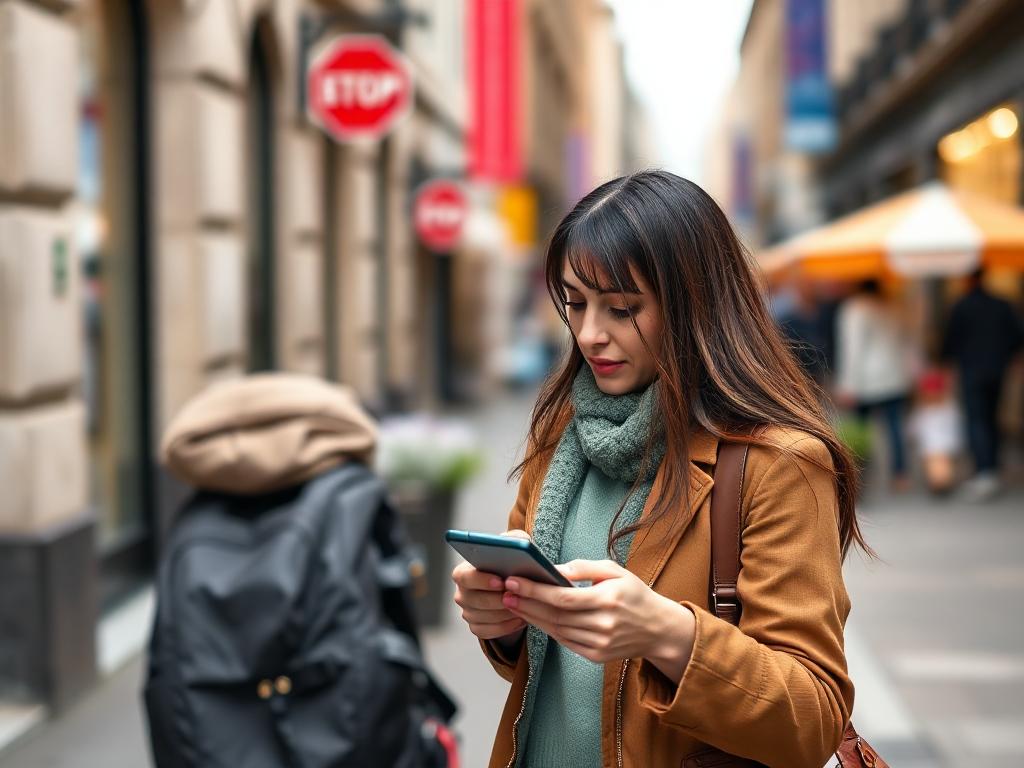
{"left": 307, "top": 35, "right": 413, "bottom": 142}
{"left": 414, "top": 181, "right": 468, "bottom": 252}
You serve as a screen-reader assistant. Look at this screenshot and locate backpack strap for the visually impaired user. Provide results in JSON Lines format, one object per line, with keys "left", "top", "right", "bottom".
{"left": 371, "top": 498, "right": 423, "bottom": 643}
{"left": 371, "top": 497, "right": 459, "bottom": 722}
{"left": 710, "top": 442, "right": 749, "bottom": 625}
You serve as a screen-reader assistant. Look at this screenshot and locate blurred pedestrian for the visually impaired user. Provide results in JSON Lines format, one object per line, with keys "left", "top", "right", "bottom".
{"left": 775, "top": 278, "right": 833, "bottom": 386}
{"left": 452, "top": 171, "right": 872, "bottom": 767}
{"left": 941, "top": 269, "right": 1024, "bottom": 500}
{"left": 835, "top": 279, "right": 916, "bottom": 491}
{"left": 908, "top": 368, "right": 962, "bottom": 495}
{"left": 148, "top": 374, "right": 458, "bottom": 768}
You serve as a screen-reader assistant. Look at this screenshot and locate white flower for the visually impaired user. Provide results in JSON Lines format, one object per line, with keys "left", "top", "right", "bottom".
{"left": 376, "top": 413, "right": 483, "bottom": 492}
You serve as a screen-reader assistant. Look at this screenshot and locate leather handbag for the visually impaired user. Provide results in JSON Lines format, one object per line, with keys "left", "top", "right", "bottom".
{"left": 709, "top": 442, "right": 889, "bottom": 768}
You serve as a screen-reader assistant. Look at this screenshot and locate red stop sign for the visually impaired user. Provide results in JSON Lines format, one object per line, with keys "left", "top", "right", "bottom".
{"left": 307, "top": 35, "right": 413, "bottom": 142}
{"left": 414, "top": 181, "right": 468, "bottom": 252}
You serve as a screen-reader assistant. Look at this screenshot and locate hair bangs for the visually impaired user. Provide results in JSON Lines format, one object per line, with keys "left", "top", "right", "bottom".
{"left": 563, "top": 202, "right": 644, "bottom": 296}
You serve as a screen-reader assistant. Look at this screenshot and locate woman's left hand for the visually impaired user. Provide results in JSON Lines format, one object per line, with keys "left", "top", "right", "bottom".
{"left": 502, "top": 559, "right": 695, "bottom": 675}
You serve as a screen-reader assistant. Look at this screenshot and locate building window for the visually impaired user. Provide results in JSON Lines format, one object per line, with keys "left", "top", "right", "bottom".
{"left": 74, "top": 0, "right": 154, "bottom": 607}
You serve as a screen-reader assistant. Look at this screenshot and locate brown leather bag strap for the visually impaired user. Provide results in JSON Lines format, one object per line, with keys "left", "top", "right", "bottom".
{"left": 710, "top": 441, "right": 749, "bottom": 626}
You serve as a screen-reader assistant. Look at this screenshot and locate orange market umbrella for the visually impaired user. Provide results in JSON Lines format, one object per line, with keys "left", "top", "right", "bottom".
{"left": 757, "top": 181, "right": 1024, "bottom": 280}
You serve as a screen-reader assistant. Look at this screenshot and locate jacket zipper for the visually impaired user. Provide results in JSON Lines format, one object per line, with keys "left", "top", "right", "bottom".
{"left": 616, "top": 574, "right": 659, "bottom": 768}
{"left": 615, "top": 658, "right": 629, "bottom": 768}
{"left": 505, "top": 663, "right": 533, "bottom": 768}
{"left": 507, "top": 507, "right": 538, "bottom": 768}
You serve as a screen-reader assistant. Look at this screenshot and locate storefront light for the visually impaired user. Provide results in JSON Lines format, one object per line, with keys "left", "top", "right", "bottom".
{"left": 938, "top": 107, "right": 1018, "bottom": 164}
{"left": 939, "top": 129, "right": 977, "bottom": 163}
{"left": 987, "top": 107, "right": 1019, "bottom": 140}
{"left": 938, "top": 132, "right": 962, "bottom": 163}
{"left": 968, "top": 122, "right": 991, "bottom": 151}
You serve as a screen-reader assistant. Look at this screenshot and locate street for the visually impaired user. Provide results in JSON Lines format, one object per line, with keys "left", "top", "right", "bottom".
{"left": 843, "top": 486, "right": 1024, "bottom": 768}
{"left": 2, "top": 388, "right": 1022, "bottom": 767}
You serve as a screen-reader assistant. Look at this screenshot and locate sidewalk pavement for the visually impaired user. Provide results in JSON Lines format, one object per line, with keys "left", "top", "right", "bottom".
{"left": 2, "top": 386, "right": 1021, "bottom": 767}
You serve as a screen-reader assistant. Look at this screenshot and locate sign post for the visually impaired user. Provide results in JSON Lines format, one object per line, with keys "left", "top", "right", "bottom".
{"left": 414, "top": 180, "right": 468, "bottom": 252}
{"left": 307, "top": 34, "right": 413, "bottom": 142}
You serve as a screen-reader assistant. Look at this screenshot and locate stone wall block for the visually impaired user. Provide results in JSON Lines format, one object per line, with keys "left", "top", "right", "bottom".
{"left": 154, "top": 80, "right": 243, "bottom": 229}
{"left": 154, "top": 81, "right": 199, "bottom": 230}
{"left": 287, "top": 130, "right": 324, "bottom": 237}
{"left": 197, "top": 85, "right": 244, "bottom": 223}
{"left": 283, "top": 240, "right": 323, "bottom": 347}
{"left": 153, "top": 0, "right": 245, "bottom": 88}
{"left": 156, "top": 233, "right": 203, "bottom": 432}
{"left": 353, "top": 253, "right": 378, "bottom": 336}
{"left": 0, "top": 400, "right": 87, "bottom": 533}
{"left": 349, "top": 158, "right": 378, "bottom": 243}
{"left": 0, "top": 207, "right": 81, "bottom": 401}
{"left": 0, "top": 1, "right": 78, "bottom": 195}
{"left": 201, "top": 232, "right": 246, "bottom": 364}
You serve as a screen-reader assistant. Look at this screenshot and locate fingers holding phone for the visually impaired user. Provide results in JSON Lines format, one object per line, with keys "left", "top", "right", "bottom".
{"left": 451, "top": 560, "right": 526, "bottom": 640}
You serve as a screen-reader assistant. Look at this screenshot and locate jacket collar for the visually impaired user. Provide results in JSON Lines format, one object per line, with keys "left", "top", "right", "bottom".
{"left": 687, "top": 425, "right": 719, "bottom": 468}
{"left": 525, "top": 411, "right": 720, "bottom": 535}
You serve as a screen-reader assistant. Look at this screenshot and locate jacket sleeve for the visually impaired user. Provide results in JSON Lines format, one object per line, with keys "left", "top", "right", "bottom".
{"left": 636, "top": 438, "right": 854, "bottom": 768}
{"left": 477, "top": 461, "right": 533, "bottom": 682}
{"left": 1007, "top": 301, "right": 1024, "bottom": 355}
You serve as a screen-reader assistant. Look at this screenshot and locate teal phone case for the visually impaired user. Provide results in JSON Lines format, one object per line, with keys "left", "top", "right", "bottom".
{"left": 445, "top": 529, "right": 576, "bottom": 588}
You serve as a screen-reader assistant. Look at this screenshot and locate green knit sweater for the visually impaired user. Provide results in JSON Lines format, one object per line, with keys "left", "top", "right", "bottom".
{"left": 522, "top": 463, "right": 632, "bottom": 768}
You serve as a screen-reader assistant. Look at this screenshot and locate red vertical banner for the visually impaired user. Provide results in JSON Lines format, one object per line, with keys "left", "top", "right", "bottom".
{"left": 467, "top": 0, "right": 522, "bottom": 182}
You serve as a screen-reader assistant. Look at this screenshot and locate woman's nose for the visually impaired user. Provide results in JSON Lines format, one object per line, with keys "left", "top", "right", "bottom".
{"left": 576, "top": 309, "right": 609, "bottom": 347}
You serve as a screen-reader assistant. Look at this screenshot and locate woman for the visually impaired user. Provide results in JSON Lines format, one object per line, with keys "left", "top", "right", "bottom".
{"left": 452, "top": 171, "right": 869, "bottom": 768}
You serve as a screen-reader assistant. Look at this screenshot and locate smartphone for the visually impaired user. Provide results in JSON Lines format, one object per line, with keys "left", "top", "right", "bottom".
{"left": 445, "top": 530, "right": 577, "bottom": 588}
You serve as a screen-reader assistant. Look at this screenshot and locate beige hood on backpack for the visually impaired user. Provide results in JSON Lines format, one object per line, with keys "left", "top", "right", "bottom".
{"left": 160, "top": 373, "right": 378, "bottom": 494}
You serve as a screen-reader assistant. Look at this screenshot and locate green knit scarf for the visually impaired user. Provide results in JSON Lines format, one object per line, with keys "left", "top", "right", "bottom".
{"left": 514, "top": 366, "right": 665, "bottom": 765}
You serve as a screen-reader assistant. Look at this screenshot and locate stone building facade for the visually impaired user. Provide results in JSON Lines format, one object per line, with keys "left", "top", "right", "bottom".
{"left": 0, "top": 0, "right": 643, "bottom": 725}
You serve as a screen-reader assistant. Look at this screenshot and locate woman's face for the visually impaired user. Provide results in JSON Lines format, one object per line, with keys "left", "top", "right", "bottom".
{"left": 561, "top": 259, "right": 663, "bottom": 395}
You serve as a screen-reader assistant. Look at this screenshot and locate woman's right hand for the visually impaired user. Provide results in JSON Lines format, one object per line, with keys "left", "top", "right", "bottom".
{"left": 452, "top": 530, "right": 528, "bottom": 641}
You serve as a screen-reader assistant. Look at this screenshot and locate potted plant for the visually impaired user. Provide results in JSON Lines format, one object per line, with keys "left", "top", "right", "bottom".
{"left": 377, "top": 415, "right": 484, "bottom": 626}
{"left": 834, "top": 413, "right": 873, "bottom": 483}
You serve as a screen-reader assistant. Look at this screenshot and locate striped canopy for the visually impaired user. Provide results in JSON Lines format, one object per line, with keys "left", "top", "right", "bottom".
{"left": 758, "top": 181, "right": 1024, "bottom": 280}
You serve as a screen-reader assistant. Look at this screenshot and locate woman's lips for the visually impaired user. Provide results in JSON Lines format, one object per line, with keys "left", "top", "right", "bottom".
{"left": 589, "top": 358, "right": 624, "bottom": 375}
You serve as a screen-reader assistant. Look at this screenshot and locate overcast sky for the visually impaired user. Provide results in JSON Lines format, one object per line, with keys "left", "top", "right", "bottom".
{"left": 605, "top": 0, "right": 754, "bottom": 183}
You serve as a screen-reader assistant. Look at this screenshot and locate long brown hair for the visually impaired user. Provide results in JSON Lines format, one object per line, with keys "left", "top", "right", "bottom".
{"left": 512, "top": 170, "right": 871, "bottom": 560}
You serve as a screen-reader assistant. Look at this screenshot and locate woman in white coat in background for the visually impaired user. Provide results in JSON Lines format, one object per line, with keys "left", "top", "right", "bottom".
{"left": 835, "top": 278, "right": 917, "bottom": 490}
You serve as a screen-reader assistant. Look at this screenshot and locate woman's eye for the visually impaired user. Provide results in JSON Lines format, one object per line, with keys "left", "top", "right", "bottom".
{"left": 609, "top": 306, "right": 636, "bottom": 319}
{"left": 565, "top": 300, "right": 585, "bottom": 311}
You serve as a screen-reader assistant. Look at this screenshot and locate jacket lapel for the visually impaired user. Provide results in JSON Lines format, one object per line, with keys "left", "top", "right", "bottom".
{"left": 625, "top": 428, "right": 718, "bottom": 587}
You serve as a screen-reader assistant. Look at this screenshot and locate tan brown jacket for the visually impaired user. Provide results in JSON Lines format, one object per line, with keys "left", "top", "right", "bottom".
{"left": 481, "top": 421, "right": 854, "bottom": 768}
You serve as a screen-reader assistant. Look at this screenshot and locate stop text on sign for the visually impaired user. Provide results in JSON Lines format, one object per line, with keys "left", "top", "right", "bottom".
{"left": 318, "top": 71, "right": 405, "bottom": 110}
{"left": 307, "top": 35, "right": 413, "bottom": 142}
{"left": 418, "top": 201, "right": 464, "bottom": 228}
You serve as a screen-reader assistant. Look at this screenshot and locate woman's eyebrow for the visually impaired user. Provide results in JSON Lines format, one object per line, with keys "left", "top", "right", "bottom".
{"left": 560, "top": 277, "right": 642, "bottom": 295}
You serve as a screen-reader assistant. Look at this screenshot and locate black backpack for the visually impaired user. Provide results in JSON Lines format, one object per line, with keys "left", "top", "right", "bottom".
{"left": 143, "top": 462, "right": 458, "bottom": 768}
